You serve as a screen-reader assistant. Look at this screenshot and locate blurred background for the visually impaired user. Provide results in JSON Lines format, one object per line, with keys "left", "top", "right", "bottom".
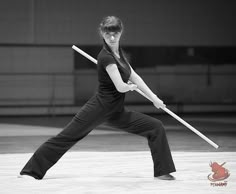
{"left": 0, "top": 0, "right": 236, "bottom": 156}
{"left": 0, "top": 0, "right": 235, "bottom": 116}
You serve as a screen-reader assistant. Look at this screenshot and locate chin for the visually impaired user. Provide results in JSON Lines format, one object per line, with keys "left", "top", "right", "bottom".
{"left": 109, "top": 43, "right": 118, "bottom": 47}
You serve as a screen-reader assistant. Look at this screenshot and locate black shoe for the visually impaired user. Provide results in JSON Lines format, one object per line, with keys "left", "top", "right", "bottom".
{"left": 156, "top": 174, "right": 176, "bottom": 180}
{"left": 17, "top": 174, "right": 36, "bottom": 180}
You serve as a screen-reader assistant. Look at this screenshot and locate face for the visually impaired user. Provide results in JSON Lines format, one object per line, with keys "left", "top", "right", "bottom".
{"left": 102, "top": 31, "right": 122, "bottom": 48}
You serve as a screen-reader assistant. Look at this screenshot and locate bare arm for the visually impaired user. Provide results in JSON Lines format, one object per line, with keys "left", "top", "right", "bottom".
{"left": 105, "top": 64, "right": 137, "bottom": 93}
{"left": 106, "top": 63, "right": 165, "bottom": 109}
{"left": 128, "top": 66, "right": 166, "bottom": 109}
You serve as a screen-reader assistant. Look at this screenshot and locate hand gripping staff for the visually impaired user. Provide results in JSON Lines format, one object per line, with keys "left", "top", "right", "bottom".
{"left": 72, "top": 45, "right": 219, "bottom": 149}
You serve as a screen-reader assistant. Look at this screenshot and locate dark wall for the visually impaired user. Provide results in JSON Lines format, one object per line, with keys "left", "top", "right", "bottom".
{"left": 0, "top": 0, "right": 235, "bottom": 46}
{"left": 0, "top": 0, "right": 235, "bottom": 112}
{"left": 74, "top": 46, "right": 236, "bottom": 69}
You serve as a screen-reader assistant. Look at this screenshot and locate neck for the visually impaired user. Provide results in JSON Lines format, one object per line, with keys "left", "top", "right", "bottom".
{"left": 110, "top": 45, "right": 119, "bottom": 54}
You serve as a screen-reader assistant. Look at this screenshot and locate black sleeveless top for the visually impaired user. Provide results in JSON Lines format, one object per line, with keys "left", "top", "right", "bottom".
{"left": 96, "top": 41, "right": 131, "bottom": 110}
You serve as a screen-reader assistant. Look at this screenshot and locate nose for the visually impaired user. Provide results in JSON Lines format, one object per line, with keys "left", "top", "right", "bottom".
{"left": 110, "top": 36, "right": 115, "bottom": 41}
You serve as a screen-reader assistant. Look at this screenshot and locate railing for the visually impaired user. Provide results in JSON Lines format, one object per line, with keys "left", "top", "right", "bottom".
{"left": 0, "top": 67, "right": 236, "bottom": 115}
{"left": 0, "top": 72, "right": 75, "bottom": 106}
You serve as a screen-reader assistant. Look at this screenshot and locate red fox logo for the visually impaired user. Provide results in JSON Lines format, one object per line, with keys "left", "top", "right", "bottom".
{"left": 208, "top": 162, "right": 230, "bottom": 182}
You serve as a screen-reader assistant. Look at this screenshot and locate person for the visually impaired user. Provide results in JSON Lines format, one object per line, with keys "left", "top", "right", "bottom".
{"left": 18, "top": 16, "right": 176, "bottom": 180}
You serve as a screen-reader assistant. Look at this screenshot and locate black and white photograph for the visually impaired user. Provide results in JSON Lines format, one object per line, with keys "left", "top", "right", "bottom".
{"left": 0, "top": 0, "right": 235, "bottom": 193}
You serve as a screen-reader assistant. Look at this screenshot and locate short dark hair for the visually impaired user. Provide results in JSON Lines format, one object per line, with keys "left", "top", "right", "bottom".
{"left": 99, "top": 16, "right": 123, "bottom": 36}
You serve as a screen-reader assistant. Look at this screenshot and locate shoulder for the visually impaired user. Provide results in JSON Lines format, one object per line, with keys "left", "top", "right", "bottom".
{"left": 97, "top": 49, "right": 116, "bottom": 68}
{"left": 97, "top": 49, "right": 113, "bottom": 61}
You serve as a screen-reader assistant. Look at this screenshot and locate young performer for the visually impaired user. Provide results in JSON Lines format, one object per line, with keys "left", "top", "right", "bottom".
{"left": 19, "top": 16, "right": 176, "bottom": 180}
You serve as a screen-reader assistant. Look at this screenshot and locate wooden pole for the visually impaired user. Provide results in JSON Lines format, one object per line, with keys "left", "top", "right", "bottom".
{"left": 72, "top": 45, "right": 219, "bottom": 149}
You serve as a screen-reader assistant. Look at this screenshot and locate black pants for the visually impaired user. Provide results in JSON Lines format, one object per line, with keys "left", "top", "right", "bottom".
{"left": 20, "top": 95, "right": 176, "bottom": 179}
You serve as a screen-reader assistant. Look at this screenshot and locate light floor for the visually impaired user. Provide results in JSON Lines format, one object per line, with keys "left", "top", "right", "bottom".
{"left": 0, "top": 115, "right": 235, "bottom": 193}
{"left": 0, "top": 152, "right": 235, "bottom": 194}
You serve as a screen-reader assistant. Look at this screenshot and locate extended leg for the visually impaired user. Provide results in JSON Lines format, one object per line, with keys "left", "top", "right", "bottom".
{"left": 20, "top": 96, "right": 106, "bottom": 179}
{"left": 107, "top": 108, "right": 176, "bottom": 177}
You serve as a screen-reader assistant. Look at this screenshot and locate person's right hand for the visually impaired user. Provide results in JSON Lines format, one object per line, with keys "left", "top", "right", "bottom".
{"left": 128, "top": 83, "right": 138, "bottom": 91}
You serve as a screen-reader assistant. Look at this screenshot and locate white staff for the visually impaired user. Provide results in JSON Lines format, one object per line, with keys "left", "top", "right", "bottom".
{"left": 72, "top": 45, "right": 219, "bottom": 149}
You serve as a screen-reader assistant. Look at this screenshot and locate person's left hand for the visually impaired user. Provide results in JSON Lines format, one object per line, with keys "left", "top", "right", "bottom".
{"left": 153, "top": 98, "right": 166, "bottom": 109}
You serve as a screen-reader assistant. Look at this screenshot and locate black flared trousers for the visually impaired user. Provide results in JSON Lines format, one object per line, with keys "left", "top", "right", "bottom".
{"left": 20, "top": 95, "right": 176, "bottom": 179}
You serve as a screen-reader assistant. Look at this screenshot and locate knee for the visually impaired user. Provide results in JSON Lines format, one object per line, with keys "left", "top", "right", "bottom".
{"left": 151, "top": 120, "right": 165, "bottom": 136}
{"left": 154, "top": 119, "right": 165, "bottom": 130}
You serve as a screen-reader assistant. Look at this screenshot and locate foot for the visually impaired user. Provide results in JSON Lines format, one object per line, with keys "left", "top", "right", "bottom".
{"left": 156, "top": 174, "right": 176, "bottom": 180}
{"left": 17, "top": 174, "right": 35, "bottom": 180}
